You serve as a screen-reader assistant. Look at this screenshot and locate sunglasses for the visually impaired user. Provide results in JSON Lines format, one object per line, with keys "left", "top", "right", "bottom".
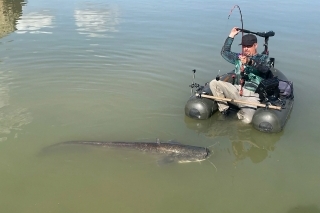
{"left": 242, "top": 44, "right": 254, "bottom": 48}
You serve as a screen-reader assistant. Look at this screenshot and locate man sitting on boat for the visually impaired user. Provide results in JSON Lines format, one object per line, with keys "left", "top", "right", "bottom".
{"left": 209, "top": 27, "right": 273, "bottom": 123}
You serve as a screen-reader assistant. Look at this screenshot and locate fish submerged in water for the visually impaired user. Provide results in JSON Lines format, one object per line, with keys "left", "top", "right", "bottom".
{"left": 51, "top": 139, "right": 211, "bottom": 164}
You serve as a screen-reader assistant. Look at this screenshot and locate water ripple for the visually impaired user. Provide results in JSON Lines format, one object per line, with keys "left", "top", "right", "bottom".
{"left": 74, "top": 3, "right": 120, "bottom": 38}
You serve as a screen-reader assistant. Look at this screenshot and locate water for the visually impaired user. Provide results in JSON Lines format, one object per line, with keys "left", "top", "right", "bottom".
{"left": 0, "top": 0, "right": 320, "bottom": 212}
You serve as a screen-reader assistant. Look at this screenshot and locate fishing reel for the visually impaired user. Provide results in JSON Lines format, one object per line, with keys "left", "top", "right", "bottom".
{"left": 189, "top": 83, "right": 200, "bottom": 89}
{"left": 268, "top": 57, "right": 275, "bottom": 68}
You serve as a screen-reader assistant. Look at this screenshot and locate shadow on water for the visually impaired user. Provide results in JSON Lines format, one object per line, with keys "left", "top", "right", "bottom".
{"left": 287, "top": 204, "right": 320, "bottom": 213}
{"left": 184, "top": 110, "right": 282, "bottom": 165}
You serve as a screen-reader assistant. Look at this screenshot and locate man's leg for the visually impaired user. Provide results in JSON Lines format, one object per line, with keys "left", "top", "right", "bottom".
{"left": 236, "top": 89, "right": 260, "bottom": 123}
{"left": 209, "top": 79, "right": 260, "bottom": 123}
{"left": 209, "top": 80, "right": 240, "bottom": 112}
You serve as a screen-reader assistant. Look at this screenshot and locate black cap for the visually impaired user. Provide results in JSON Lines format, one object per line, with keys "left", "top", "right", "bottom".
{"left": 239, "top": 34, "right": 257, "bottom": 46}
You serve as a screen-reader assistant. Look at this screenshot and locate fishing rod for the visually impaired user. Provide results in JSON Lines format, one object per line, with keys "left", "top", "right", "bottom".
{"left": 189, "top": 69, "right": 200, "bottom": 95}
{"left": 228, "top": 5, "right": 245, "bottom": 95}
{"left": 228, "top": 5, "right": 244, "bottom": 55}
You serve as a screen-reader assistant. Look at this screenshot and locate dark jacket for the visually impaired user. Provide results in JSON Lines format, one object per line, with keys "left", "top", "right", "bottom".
{"left": 221, "top": 37, "right": 272, "bottom": 91}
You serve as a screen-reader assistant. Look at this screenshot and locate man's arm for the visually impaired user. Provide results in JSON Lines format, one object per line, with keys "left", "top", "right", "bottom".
{"left": 221, "top": 27, "right": 241, "bottom": 65}
{"left": 221, "top": 37, "right": 239, "bottom": 65}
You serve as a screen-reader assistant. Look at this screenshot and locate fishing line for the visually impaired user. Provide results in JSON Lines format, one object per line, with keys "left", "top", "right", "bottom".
{"left": 206, "top": 141, "right": 220, "bottom": 149}
{"left": 205, "top": 141, "right": 220, "bottom": 171}
{"left": 227, "top": 4, "right": 244, "bottom": 55}
{"left": 207, "top": 158, "right": 218, "bottom": 171}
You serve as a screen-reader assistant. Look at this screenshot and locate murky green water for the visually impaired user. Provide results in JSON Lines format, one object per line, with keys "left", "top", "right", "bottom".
{"left": 0, "top": 0, "right": 320, "bottom": 212}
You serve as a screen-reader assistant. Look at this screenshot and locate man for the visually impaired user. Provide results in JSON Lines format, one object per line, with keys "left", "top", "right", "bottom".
{"left": 209, "top": 27, "right": 272, "bottom": 123}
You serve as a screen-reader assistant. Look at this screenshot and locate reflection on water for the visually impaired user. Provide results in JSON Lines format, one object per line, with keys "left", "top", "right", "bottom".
{"left": 0, "top": 0, "right": 32, "bottom": 141}
{"left": 0, "top": 71, "right": 32, "bottom": 142}
{"left": 184, "top": 112, "right": 281, "bottom": 165}
{"left": 74, "top": 3, "right": 120, "bottom": 38}
{"left": 16, "top": 11, "right": 54, "bottom": 34}
{"left": 0, "top": 0, "right": 25, "bottom": 38}
{"left": 0, "top": 71, "right": 9, "bottom": 108}
{"left": 0, "top": 107, "right": 32, "bottom": 141}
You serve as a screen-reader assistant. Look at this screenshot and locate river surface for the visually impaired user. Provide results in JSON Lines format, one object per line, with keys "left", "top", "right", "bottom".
{"left": 0, "top": 0, "right": 320, "bottom": 212}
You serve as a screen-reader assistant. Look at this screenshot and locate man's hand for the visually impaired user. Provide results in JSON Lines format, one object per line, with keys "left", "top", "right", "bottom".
{"left": 229, "top": 27, "right": 240, "bottom": 38}
{"left": 238, "top": 54, "right": 250, "bottom": 65}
